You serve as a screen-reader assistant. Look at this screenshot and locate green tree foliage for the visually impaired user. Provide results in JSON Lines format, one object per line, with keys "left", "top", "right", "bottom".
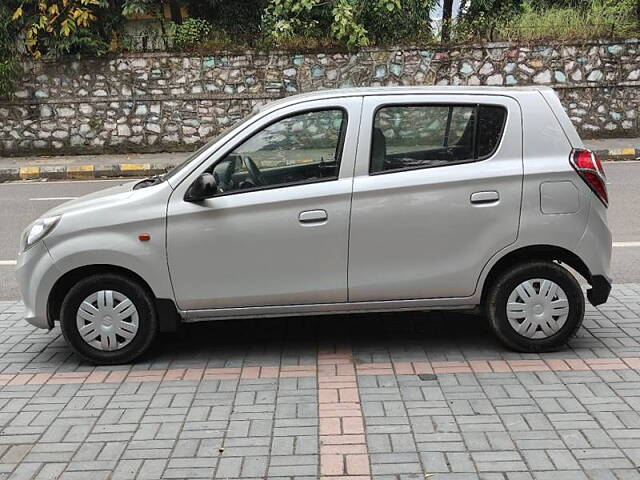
{"left": 456, "top": 0, "right": 522, "bottom": 41}
{"left": 188, "top": 0, "right": 267, "bottom": 36}
{"left": 261, "top": 0, "right": 434, "bottom": 48}
{"left": 121, "top": 0, "right": 157, "bottom": 16}
{"left": 121, "top": 0, "right": 185, "bottom": 21}
{"left": 1, "top": 0, "right": 638, "bottom": 65}
{"left": 0, "top": 2, "right": 21, "bottom": 97}
{"left": 360, "top": 0, "right": 434, "bottom": 44}
{"left": 174, "top": 17, "right": 212, "bottom": 48}
{"left": 9, "top": 0, "right": 123, "bottom": 58}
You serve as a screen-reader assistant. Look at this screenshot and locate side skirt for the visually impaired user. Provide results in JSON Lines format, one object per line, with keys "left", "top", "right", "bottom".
{"left": 180, "top": 298, "right": 479, "bottom": 323}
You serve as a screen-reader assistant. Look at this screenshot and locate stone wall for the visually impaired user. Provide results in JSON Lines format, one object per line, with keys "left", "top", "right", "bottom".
{"left": 1, "top": 39, "right": 638, "bottom": 156}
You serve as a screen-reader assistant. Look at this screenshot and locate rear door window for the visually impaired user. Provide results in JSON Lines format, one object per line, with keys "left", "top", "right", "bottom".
{"left": 370, "top": 104, "right": 507, "bottom": 174}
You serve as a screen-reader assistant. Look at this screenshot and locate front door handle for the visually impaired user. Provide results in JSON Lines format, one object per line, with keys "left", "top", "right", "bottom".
{"left": 470, "top": 191, "right": 500, "bottom": 205}
{"left": 299, "top": 209, "right": 328, "bottom": 224}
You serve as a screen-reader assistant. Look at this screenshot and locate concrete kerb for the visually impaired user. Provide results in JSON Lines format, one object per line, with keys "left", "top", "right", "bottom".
{"left": 593, "top": 147, "right": 640, "bottom": 161}
{"left": 0, "top": 167, "right": 19, "bottom": 183}
{"left": 0, "top": 162, "right": 178, "bottom": 183}
{"left": 0, "top": 149, "right": 637, "bottom": 183}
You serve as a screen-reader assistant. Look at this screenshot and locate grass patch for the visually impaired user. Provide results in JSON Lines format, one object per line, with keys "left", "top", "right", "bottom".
{"left": 495, "top": 8, "right": 638, "bottom": 42}
{"left": 493, "top": 1, "right": 638, "bottom": 43}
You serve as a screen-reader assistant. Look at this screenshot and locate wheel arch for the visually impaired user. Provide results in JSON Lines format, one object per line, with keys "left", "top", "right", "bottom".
{"left": 480, "top": 244, "right": 592, "bottom": 306}
{"left": 47, "top": 264, "right": 180, "bottom": 332}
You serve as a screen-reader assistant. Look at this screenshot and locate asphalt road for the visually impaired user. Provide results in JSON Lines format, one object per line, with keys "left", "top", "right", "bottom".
{"left": 0, "top": 162, "right": 638, "bottom": 300}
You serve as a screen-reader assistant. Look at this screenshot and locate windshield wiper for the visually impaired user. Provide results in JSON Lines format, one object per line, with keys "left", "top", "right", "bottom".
{"left": 133, "top": 175, "right": 163, "bottom": 190}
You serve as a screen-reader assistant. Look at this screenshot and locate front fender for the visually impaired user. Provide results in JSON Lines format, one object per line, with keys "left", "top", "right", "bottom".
{"left": 43, "top": 182, "right": 173, "bottom": 301}
{"left": 46, "top": 234, "right": 174, "bottom": 300}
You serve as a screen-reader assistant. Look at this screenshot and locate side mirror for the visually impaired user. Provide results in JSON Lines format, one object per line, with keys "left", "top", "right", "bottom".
{"left": 185, "top": 173, "right": 217, "bottom": 202}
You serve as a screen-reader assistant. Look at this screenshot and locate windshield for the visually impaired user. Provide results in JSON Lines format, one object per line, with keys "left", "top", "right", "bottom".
{"left": 163, "top": 110, "right": 260, "bottom": 182}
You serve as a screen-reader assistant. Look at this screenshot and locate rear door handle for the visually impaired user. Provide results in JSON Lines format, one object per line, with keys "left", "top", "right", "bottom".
{"left": 470, "top": 191, "right": 500, "bottom": 205}
{"left": 299, "top": 209, "right": 328, "bottom": 224}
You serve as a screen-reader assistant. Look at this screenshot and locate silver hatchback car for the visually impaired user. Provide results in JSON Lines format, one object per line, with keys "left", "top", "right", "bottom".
{"left": 16, "top": 87, "right": 612, "bottom": 364}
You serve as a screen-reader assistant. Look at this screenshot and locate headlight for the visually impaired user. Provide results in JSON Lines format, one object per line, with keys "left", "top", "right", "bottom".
{"left": 21, "top": 215, "right": 61, "bottom": 251}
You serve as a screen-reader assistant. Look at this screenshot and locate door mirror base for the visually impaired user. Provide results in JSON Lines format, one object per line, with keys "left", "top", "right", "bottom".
{"left": 185, "top": 173, "right": 218, "bottom": 202}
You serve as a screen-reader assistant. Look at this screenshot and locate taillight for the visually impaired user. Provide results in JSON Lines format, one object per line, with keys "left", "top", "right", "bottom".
{"left": 570, "top": 148, "right": 608, "bottom": 207}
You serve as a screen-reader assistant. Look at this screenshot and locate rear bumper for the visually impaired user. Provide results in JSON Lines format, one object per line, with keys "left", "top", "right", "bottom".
{"left": 587, "top": 275, "right": 611, "bottom": 307}
{"left": 574, "top": 196, "right": 611, "bottom": 308}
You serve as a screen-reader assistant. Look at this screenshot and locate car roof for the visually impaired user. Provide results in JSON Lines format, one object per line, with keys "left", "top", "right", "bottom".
{"left": 260, "top": 86, "right": 550, "bottom": 112}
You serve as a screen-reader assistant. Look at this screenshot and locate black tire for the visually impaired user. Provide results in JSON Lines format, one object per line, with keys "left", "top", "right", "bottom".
{"left": 60, "top": 273, "right": 158, "bottom": 365}
{"left": 485, "top": 261, "right": 585, "bottom": 352}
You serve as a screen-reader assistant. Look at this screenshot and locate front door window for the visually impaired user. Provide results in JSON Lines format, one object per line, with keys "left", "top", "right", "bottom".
{"left": 211, "top": 109, "right": 346, "bottom": 194}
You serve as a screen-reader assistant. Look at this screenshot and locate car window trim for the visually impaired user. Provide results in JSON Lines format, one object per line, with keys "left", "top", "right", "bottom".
{"left": 209, "top": 175, "right": 345, "bottom": 199}
{"left": 368, "top": 102, "right": 508, "bottom": 176}
{"left": 471, "top": 104, "right": 480, "bottom": 159}
{"left": 443, "top": 106, "right": 454, "bottom": 148}
{"left": 200, "top": 106, "right": 349, "bottom": 199}
{"left": 475, "top": 104, "right": 507, "bottom": 158}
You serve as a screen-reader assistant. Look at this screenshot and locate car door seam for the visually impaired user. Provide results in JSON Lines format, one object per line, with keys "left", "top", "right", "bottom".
{"left": 346, "top": 96, "right": 365, "bottom": 303}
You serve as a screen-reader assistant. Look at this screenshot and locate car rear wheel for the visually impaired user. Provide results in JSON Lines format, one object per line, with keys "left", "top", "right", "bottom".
{"left": 486, "top": 261, "right": 585, "bottom": 352}
{"left": 60, "top": 273, "right": 158, "bottom": 364}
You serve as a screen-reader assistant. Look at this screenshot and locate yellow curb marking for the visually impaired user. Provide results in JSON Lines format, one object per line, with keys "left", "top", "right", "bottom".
{"left": 609, "top": 148, "right": 636, "bottom": 156}
{"left": 67, "top": 165, "right": 94, "bottom": 173}
{"left": 19, "top": 166, "right": 40, "bottom": 179}
{"left": 120, "top": 163, "right": 151, "bottom": 171}
{"left": 66, "top": 165, "right": 95, "bottom": 178}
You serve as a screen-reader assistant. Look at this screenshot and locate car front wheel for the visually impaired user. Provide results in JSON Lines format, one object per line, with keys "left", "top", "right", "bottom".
{"left": 486, "top": 261, "right": 585, "bottom": 352}
{"left": 60, "top": 273, "right": 158, "bottom": 364}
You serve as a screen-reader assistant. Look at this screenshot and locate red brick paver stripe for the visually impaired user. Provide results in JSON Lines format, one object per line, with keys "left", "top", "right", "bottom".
{"left": 163, "top": 368, "right": 187, "bottom": 381}
{"left": 7, "top": 356, "right": 640, "bottom": 387}
{"left": 7, "top": 374, "right": 34, "bottom": 386}
{"left": 624, "top": 357, "right": 640, "bottom": 368}
{"left": 281, "top": 365, "right": 317, "bottom": 377}
{"left": 126, "top": 370, "right": 166, "bottom": 382}
{"left": 355, "top": 362, "right": 393, "bottom": 375}
{"left": 41, "top": 371, "right": 89, "bottom": 384}
{"left": 584, "top": 358, "right": 627, "bottom": 370}
{"left": 85, "top": 370, "right": 110, "bottom": 383}
{"left": 318, "top": 347, "right": 371, "bottom": 480}
{"left": 26, "top": 373, "right": 52, "bottom": 385}
{"left": 203, "top": 367, "right": 241, "bottom": 380}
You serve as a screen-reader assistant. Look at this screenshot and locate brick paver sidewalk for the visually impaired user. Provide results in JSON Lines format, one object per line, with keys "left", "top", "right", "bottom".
{"left": 1, "top": 284, "right": 640, "bottom": 479}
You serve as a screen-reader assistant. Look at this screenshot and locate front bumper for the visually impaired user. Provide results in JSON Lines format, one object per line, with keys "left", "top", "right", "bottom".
{"left": 587, "top": 275, "right": 612, "bottom": 307}
{"left": 15, "top": 242, "right": 60, "bottom": 329}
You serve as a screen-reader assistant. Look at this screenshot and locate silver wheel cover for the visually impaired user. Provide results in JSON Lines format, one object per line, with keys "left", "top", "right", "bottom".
{"left": 506, "top": 278, "right": 569, "bottom": 339}
{"left": 76, "top": 290, "right": 139, "bottom": 351}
